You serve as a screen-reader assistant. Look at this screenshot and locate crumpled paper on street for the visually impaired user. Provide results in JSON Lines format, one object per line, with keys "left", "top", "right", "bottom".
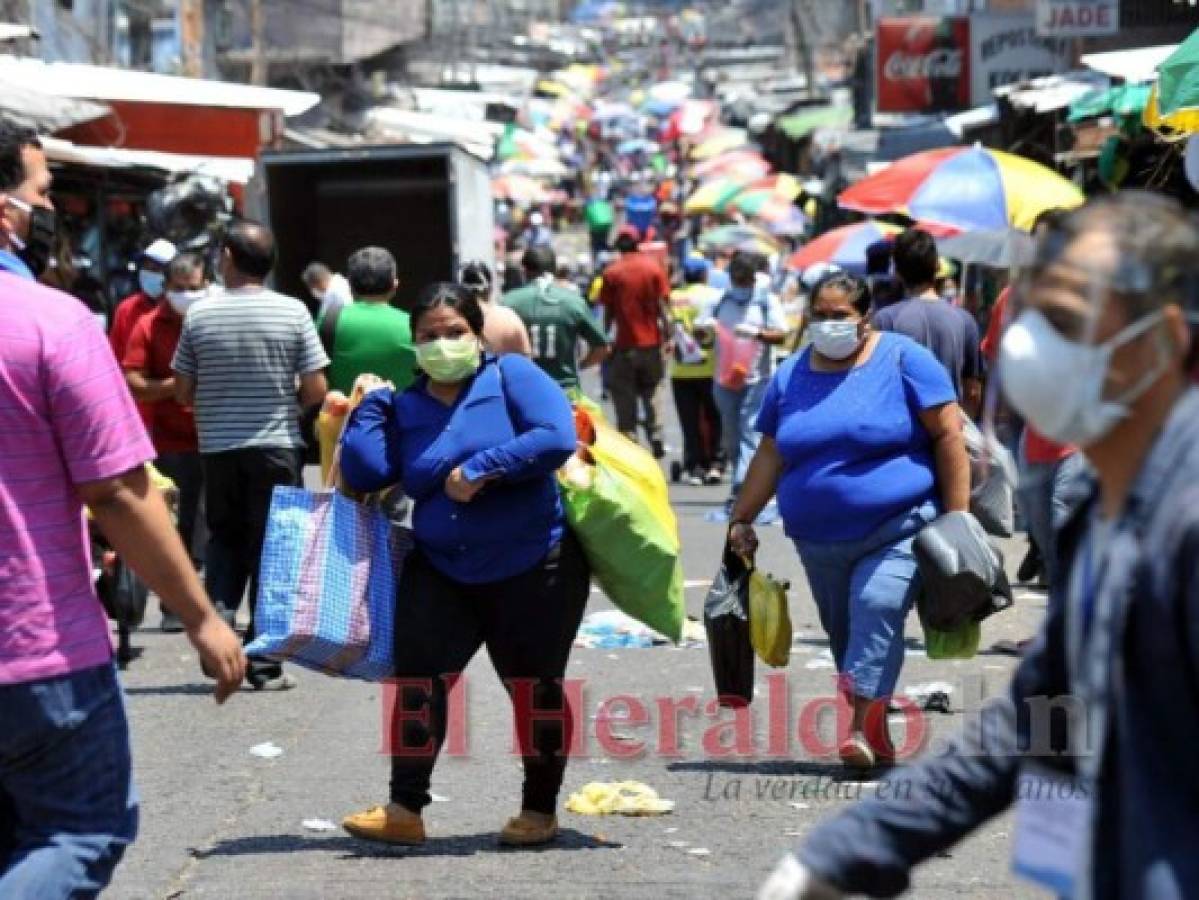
{"left": 565, "top": 781, "right": 675, "bottom": 816}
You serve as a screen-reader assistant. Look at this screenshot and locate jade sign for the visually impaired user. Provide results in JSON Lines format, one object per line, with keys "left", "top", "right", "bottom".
{"left": 1036, "top": 0, "right": 1118, "bottom": 37}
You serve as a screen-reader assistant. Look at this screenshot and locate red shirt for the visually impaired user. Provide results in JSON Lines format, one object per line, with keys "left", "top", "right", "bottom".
{"left": 600, "top": 252, "right": 669, "bottom": 349}
{"left": 109, "top": 291, "right": 157, "bottom": 426}
{"left": 982, "top": 287, "right": 1076, "bottom": 465}
{"left": 122, "top": 303, "right": 198, "bottom": 454}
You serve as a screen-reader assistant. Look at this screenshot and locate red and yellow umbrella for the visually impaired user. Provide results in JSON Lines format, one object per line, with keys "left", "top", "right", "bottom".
{"left": 786, "top": 221, "right": 903, "bottom": 273}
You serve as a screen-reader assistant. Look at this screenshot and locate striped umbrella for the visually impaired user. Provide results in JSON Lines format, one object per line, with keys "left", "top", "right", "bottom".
{"left": 691, "top": 149, "right": 770, "bottom": 181}
{"left": 838, "top": 146, "right": 1084, "bottom": 233}
{"left": 785, "top": 221, "right": 903, "bottom": 273}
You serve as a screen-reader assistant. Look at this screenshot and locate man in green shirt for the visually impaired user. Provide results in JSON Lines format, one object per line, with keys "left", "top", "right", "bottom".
{"left": 318, "top": 246, "right": 416, "bottom": 394}
{"left": 502, "top": 246, "right": 609, "bottom": 391}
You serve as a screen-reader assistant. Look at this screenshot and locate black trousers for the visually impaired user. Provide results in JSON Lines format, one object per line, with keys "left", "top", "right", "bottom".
{"left": 389, "top": 533, "right": 590, "bottom": 815}
{"left": 202, "top": 446, "right": 301, "bottom": 684}
{"left": 671, "top": 376, "right": 722, "bottom": 471}
{"left": 155, "top": 451, "right": 204, "bottom": 566}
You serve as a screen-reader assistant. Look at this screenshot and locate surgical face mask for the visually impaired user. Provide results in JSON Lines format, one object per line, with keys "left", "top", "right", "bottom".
{"left": 139, "top": 269, "right": 165, "bottom": 298}
{"left": 167, "top": 287, "right": 207, "bottom": 316}
{"left": 415, "top": 336, "right": 480, "bottom": 383}
{"left": 809, "top": 320, "right": 862, "bottom": 360}
{"left": 999, "top": 308, "right": 1168, "bottom": 447}
{"left": 6, "top": 196, "right": 55, "bottom": 277}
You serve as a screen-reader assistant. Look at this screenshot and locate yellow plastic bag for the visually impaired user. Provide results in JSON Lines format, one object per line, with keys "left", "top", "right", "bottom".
{"left": 588, "top": 421, "right": 677, "bottom": 538}
{"left": 748, "top": 568, "right": 792, "bottom": 668}
{"left": 564, "top": 781, "right": 675, "bottom": 816}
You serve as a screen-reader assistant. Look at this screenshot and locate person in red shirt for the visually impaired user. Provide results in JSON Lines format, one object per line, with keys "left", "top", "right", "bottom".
{"left": 110, "top": 238, "right": 176, "bottom": 423}
{"left": 600, "top": 225, "right": 671, "bottom": 456}
{"left": 122, "top": 251, "right": 206, "bottom": 632}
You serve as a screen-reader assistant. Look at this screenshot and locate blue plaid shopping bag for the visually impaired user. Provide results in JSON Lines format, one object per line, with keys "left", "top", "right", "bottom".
{"left": 246, "top": 486, "right": 411, "bottom": 681}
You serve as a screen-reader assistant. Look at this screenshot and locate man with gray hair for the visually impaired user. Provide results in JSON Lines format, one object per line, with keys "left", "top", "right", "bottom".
{"left": 302, "top": 259, "right": 352, "bottom": 322}
{"left": 760, "top": 191, "right": 1199, "bottom": 899}
{"left": 319, "top": 245, "right": 416, "bottom": 395}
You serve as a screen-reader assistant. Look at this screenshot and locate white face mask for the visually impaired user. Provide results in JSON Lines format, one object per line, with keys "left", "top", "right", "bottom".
{"left": 809, "top": 320, "right": 862, "bottom": 360}
{"left": 167, "top": 287, "right": 207, "bottom": 316}
{"left": 999, "top": 308, "right": 1167, "bottom": 447}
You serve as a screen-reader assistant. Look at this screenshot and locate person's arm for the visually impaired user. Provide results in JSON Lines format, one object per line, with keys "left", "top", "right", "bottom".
{"left": 962, "top": 378, "right": 984, "bottom": 421}
{"left": 458, "top": 355, "right": 576, "bottom": 486}
{"left": 920, "top": 402, "right": 970, "bottom": 513}
{"left": 299, "top": 370, "right": 328, "bottom": 409}
{"left": 576, "top": 300, "right": 611, "bottom": 370}
{"left": 728, "top": 436, "right": 784, "bottom": 557}
{"left": 50, "top": 311, "right": 243, "bottom": 702}
{"left": 171, "top": 314, "right": 198, "bottom": 406}
{"left": 757, "top": 292, "right": 790, "bottom": 346}
{"left": 338, "top": 389, "right": 403, "bottom": 493}
{"left": 79, "top": 467, "right": 245, "bottom": 702}
{"left": 125, "top": 369, "right": 176, "bottom": 402}
{"left": 961, "top": 313, "right": 985, "bottom": 420}
{"left": 900, "top": 342, "right": 969, "bottom": 513}
{"left": 781, "top": 601, "right": 1069, "bottom": 898}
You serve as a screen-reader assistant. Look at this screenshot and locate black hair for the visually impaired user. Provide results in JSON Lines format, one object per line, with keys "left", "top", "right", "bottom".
{"left": 614, "top": 232, "right": 639, "bottom": 253}
{"left": 1031, "top": 207, "right": 1070, "bottom": 236}
{"left": 167, "top": 251, "right": 205, "bottom": 284}
{"left": 410, "top": 282, "right": 485, "bottom": 337}
{"left": 224, "top": 220, "right": 276, "bottom": 279}
{"left": 346, "top": 245, "right": 396, "bottom": 297}
{"left": 864, "top": 238, "right": 893, "bottom": 276}
{"left": 0, "top": 118, "right": 40, "bottom": 192}
{"left": 893, "top": 228, "right": 939, "bottom": 288}
{"left": 683, "top": 264, "right": 708, "bottom": 285}
{"left": 460, "top": 259, "right": 493, "bottom": 295}
{"left": 812, "top": 272, "right": 871, "bottom": 316}
{"left": 522, "top": 245, "right": 556, "bottom": 278}
{"left": 729, "top": 251, "right": 757, "bottom": 287}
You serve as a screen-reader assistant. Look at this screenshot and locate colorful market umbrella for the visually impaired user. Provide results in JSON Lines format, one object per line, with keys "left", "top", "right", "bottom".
{"left": 1144, "top": 82, "right": 1199, "bottom": 134}
{"left": 684, "top": 176, "right": 753, "bottom": 215}
{"left": 838, "top": 146, "right": 1084, "bottom": 233}
{"left": 690, "top": 128, "right": 751, "bottom": 161}
{"left": 691, "top": 149, "right": 771, "bottom": 181}
{"left": 1068, "top": 83, "right": 1152, "bottom": 123}
{"left": 1157, "top": 27, "right": 1199, "bottom": 118}
{"left": 490, "top": 174, "right": 548, "bottom": 206}
{"left": 698, "top": 224, "right": 781, "bottom": 255}
{"left": 765, "top": 207, "right": 809, "bottom": 237}
{"left": 785, "top": 221, "right": 903, "bottom": 273}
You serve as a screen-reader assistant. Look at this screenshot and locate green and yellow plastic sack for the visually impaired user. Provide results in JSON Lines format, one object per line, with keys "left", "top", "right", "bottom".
{"left": 748, "top": 568, "right": 791, "bottom": 668}
{"left": 558, "top": 411, "right": 684, "bottom": 642}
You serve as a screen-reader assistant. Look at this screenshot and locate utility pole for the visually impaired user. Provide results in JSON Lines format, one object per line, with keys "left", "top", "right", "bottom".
{"left": 249, "top": 0, "right": 267, "bottom": 85}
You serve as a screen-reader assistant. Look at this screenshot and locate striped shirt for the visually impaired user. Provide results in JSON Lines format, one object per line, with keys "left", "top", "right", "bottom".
{"left": 0, "top": 272, "right": 155, "bottom": 684}
{"left": 173, "top": 286, "right": 329, "bottom": 454}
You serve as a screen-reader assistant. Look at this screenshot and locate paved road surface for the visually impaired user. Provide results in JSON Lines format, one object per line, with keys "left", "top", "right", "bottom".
{"left": 107, "top": 374, "right": 1047, "bottom": 900}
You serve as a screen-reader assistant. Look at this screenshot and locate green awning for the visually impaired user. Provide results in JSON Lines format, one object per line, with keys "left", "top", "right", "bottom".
{"left": 1068, "top": 83, "right": 1151, "bottom": 123}
{"left": 1159, "top": 26, "right": 1199, "bottom": 117}
{"left": 775, "top": 106, "right": 852, "bottom": 141}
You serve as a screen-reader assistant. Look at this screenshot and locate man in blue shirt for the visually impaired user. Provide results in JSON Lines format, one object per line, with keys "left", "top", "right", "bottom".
{"left": 871, "top": 229, "right": 983, "bottom": 417}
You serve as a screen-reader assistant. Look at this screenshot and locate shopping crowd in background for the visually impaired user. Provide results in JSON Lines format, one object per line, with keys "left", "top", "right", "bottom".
{"left": 4, "top": 37, "right": 1199, "bottom": 896}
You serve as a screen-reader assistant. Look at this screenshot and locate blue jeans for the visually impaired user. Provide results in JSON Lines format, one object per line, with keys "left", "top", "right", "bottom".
{"left": 0, "top": 664, "right": 138, "bottom": 899}
{"left": 1017, "top": 442, "right": 1092, "bottom": 587}
{"left": 713, "top": 378, "right": 769, "bottom": 494}
{"left": 794, "top": 501, "right": 937, "bottom": 700}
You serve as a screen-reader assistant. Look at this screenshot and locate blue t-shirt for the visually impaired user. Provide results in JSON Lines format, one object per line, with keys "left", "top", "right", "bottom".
{"left": 755, "top": 332, "right": 956, "bottom": 542}
{"left": 624, "top": 194, "right": 657, "bottom": 237}
{"left": 338, "top": 354, "right": 576, "bottom": 584}
{"left": 870, "top": 296, "right": 983, "bottom": 401}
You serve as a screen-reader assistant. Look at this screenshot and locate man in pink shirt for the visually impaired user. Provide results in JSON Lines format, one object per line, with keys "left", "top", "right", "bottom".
{"left": 0, "top": 119, "right": 244, "bottom": 897}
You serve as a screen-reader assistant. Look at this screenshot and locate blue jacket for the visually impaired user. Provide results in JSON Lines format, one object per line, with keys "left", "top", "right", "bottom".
{"left": 338, "top": 353, "right": 576, "bottom": 584}
{"left": 799, "top": 387, "right": 1199, "bottom": 899}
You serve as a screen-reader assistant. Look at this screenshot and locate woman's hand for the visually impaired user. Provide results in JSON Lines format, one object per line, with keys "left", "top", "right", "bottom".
{"left": 729, "top": 521, "right": 759, "bottom": 557}
{"left": 445, "top": 466, "right": 488, "bottom": 503}
{"left": 354, "top": 373, "right": 394, "bottom": 396}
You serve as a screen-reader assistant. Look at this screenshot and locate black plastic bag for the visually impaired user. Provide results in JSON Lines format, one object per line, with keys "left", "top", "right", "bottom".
{"left": 704, "top": 545, "right": 755, "bottom": 707}
{"left": 98, "top": 558, "right": 149, "bottom": 630}
{"left": 914, "top": 511, "right": 1013, "bottom": 632}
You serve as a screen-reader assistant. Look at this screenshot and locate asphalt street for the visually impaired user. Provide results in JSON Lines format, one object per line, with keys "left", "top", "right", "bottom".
{"left": 106, "top": 374, "right": 1048, "bottom": 900}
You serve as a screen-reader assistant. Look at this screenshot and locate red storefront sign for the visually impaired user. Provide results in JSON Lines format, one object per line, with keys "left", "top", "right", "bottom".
{"left": 876, "top": 17, "right": 971, "bottom": 113}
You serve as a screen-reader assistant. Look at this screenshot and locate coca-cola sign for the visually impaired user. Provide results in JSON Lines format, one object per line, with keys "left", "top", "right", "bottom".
{"left": 876, "top": 17, "right": 971, "bottom": 114}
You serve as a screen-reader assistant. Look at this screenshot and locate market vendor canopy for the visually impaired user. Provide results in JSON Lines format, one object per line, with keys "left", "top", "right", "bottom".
{"left": 838, "top": 146, "right": 1084, "bottom": 233}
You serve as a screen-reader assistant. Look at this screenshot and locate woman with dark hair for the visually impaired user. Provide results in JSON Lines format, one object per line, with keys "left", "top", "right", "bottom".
{"left": 459, "top": 259, "right": 531, "bottom": 357}
{"left": 728, "top": 272, "right": 970, "bottom": 769}
{"left": 337, "top": 283, "right": 589, "bottom": 847}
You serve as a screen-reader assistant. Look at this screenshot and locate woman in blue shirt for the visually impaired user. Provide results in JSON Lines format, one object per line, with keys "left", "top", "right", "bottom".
{"left": 728, "top": 273, "right": 969, "bottom": 769}
{"left": 337, "top": 283, "right": 588, "bottom": 848}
